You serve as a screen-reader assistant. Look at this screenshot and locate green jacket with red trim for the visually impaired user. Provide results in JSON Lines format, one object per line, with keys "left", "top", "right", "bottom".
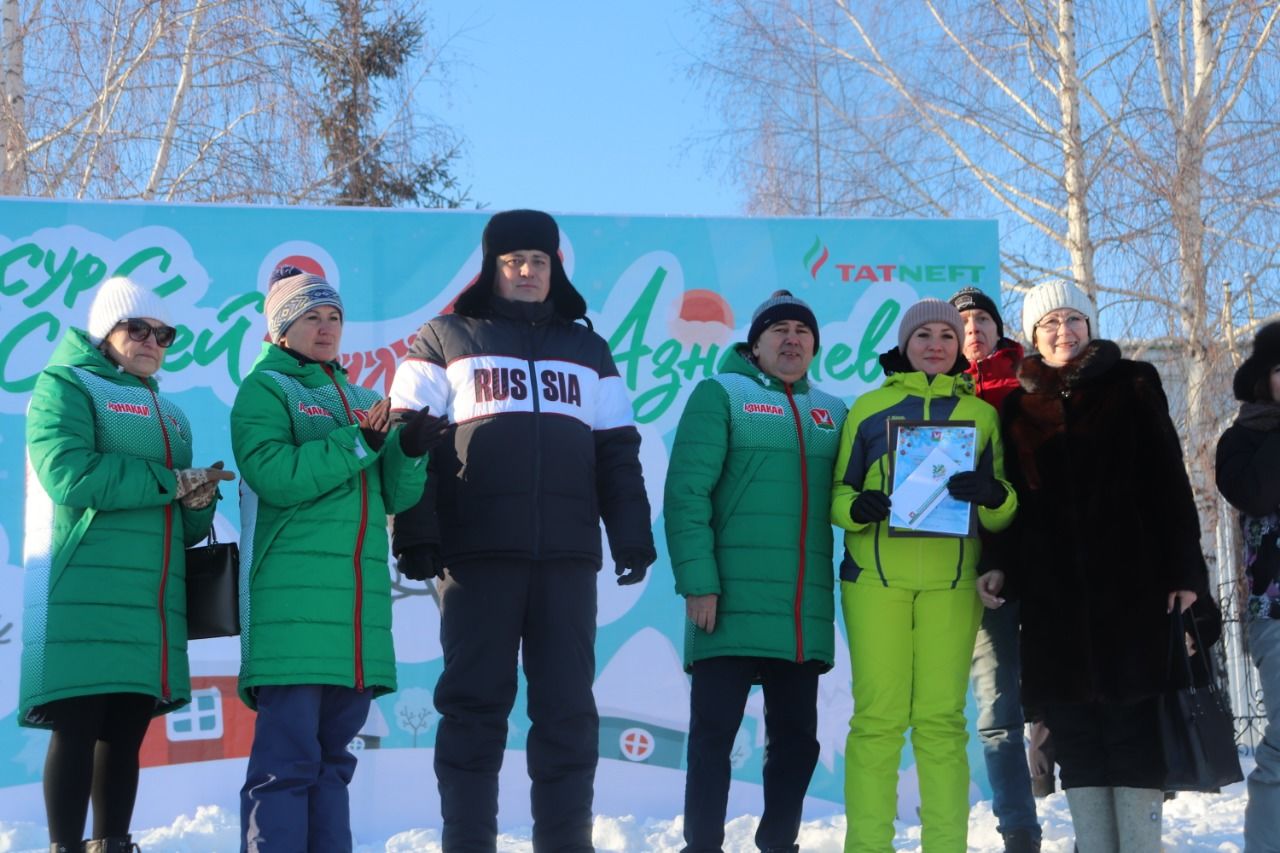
{"left": 830, "top": 367, "right": 1016, "bottom": 591}
{"left": 664, "top": 344, "right": 847, "bottom": 670}
{"left": 231, "top": 343, "right": 426, "bottom": 709}
{"left": 21, "top": 328, "right": 217, "bottom": 727}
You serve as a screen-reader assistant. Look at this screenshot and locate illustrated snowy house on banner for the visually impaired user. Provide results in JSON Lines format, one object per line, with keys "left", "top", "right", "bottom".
{"left": 139, "top": 676, "right": 255, "bottom": 767}
{"left": 138, "top": 674, "right": 389, "bottom": 767}
{"left": 594, "top": 629, "right": 689, "bottom": 769}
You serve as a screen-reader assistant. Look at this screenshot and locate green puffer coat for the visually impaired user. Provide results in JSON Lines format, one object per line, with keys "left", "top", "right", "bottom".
{"left": 232, "top": 343, "right": 426, "bottom": 708}
{"left": 21, "top": 328, "right": 217, "bottom": 727}
{"left": 831, "top": 368, "right": 1016, "bottom": 590}
{"left": 665, "top": 345, "right": 848, "bottom": 669}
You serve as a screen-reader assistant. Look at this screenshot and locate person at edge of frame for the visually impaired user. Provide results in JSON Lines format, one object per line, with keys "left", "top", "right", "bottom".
{"left": 665, "top": 290, "right": 849, "bottom": 853}
{"left": 388, "top": 208, "right": 657, "bottom": 852}
{"left": 832, "top": 298, "right": 1018, "bottom": 853}
{"left": 1215, "top": 320, "right": 1280, "bottom": 853}
{"left": 948, "top": 285, "right": 1042, "bottom": 853}
{"left": 21, "top": 275, "right": 235, "bottom": 853}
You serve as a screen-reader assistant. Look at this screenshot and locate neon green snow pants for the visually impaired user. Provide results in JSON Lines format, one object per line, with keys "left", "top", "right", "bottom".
{"left": 841, "top": 580, "right": 983, "bottom": 853}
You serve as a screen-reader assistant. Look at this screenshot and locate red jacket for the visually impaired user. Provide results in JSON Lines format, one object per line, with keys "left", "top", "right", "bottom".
{"left": 967, "top": 339, "right": 1023, "bottom": 412}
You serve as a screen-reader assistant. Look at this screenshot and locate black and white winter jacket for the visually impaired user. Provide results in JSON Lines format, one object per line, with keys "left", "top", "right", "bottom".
{"left": 390, "top": 295, "right": 654, "bottom": 568}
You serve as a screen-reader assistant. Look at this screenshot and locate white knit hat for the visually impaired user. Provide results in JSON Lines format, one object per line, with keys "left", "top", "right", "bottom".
{"left": 86, "top": 277, "right": 173, "bottom": 345}
{"left": 1021, "top": 280, "right": 1097, "bottom": 342}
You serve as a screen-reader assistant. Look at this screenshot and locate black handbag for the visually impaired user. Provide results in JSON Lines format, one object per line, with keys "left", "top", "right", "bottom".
{"left": 1158, "top": 603, "right": 1243, "bottom": 792}
{"left": 185, "top": 528, "right": 241, "bottom": 640}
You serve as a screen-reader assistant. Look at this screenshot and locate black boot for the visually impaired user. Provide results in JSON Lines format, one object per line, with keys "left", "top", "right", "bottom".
{"left": 84, "top": 837, "right": 140, "bottom": 853}
{"left": 48, "top": 844, "right": 83, "bottom": 853}
{"left": 1003, "top": 828, "right": 1042, "bottom": 853}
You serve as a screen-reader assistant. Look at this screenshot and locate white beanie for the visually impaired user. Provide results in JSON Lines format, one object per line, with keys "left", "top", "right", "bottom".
{"left": 86, "top": 277, "right": 173, "bottom": 345}
{"left": 1021, "top": 280, "right": 1097, "bottom": 342}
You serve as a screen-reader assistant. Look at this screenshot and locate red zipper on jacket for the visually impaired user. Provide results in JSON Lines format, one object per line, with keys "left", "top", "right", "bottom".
{"left": 784, "top": 382, "right": 809, "bottom": 663}
{"left": 146, "top": 383, "right": 174, "bottom": 702}
{"left": 327, "top": 366, "right": 367, "bottom": 690}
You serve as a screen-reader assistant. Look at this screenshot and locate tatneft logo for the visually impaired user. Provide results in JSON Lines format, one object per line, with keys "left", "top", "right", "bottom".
{"left": 803, "top": 236, "right": 987, "bottom": 284}
{"left": 811, "top": 408, "right": 835, "bottom": 429}
{"left": 743, "top": 402, "right": 785, "bottom": 416}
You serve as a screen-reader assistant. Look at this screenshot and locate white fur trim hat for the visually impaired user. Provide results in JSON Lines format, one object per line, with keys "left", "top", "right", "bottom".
{"left": 1021, "top": 280, "right": 1097, "bottom": 342}
{"left": 86, "top": 276, "right": 173, "bottom": 345}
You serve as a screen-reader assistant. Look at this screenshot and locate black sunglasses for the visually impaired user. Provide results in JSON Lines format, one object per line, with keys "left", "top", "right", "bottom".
{"left": 116, "top": 318, "right": 177, "bottom": 348}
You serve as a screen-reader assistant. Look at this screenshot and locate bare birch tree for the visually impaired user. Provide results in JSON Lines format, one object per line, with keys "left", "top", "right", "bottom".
{"left": 693, "top": 0, "right": 1280, "bottom": 576}
{"left": 0, "top": 0, "right": 464, "bottom": 204}
{"left": 0, "top": 0, "right": 24, "bottom": 195}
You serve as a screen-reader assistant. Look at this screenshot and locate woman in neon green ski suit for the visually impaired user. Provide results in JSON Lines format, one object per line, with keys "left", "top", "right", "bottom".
{"left": 831, "top": 299, "right": 1016, "bottom": 853}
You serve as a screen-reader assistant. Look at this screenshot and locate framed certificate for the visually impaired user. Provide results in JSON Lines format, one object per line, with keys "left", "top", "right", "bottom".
{"left": 886, "top": 419, "right": 978, "bottom": 538}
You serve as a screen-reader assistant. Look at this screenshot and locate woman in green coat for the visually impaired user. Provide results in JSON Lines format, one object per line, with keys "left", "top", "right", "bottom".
{"left": 232, "top": 267, "right": 445, "bottom": 852}
{"left": 22, "top": 276, "right": 234, "bottom": 853}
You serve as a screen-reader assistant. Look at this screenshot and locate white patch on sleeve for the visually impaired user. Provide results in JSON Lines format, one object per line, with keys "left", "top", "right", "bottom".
{"left": 594, "top": 374, "right": 636, "bottom": 430}
{"left": 390, "top": 360, "right": 451, "bottom": 418}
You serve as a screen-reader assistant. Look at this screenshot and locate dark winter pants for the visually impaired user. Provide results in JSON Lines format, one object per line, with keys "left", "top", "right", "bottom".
{"left": 240, "top": 684, "right": 372, "bottom": 853}
{"left": 682, "top": 656, "right": 823, "bottom": 853}
{"left": 41, "top": 692, "right": 155, "bottom": 845}
{"left": 434, "top": 559, "right": 599, "bottom": 853}
{"left": 1041, "top": 697, "right": 1164, "bottom": 790}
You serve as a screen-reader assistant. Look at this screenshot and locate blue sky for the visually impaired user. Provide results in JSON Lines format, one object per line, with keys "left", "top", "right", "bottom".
{"left": 427, "top": 1, "right": 746, "bottom": 217}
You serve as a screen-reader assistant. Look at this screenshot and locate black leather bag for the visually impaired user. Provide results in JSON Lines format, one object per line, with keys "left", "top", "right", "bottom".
{"left": 185, "top": 529, "right": 240, "bottom": 640}
{"left": 1159, "top": 603, "right": 1243, "bottom": 792}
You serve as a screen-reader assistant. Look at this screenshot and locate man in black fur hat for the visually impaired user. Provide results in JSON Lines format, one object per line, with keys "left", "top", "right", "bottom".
{"left": 390, "top": 209, "right": 656, "bottom": 852}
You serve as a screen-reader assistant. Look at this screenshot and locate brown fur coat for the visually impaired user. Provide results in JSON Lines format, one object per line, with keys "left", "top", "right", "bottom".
{"left": 999, "top": 339, "right": 1209, "bottom": 707}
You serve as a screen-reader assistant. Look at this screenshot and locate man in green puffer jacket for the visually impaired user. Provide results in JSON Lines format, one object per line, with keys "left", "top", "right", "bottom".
{"left": 665, "top": 290, "right": 847, "bottom": 853}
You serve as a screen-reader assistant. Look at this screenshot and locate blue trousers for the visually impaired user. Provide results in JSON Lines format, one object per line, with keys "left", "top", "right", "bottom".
{"left": 970, "top": 601, "right": 1039, "bottom": 837}
{"left": 683, "top": 656, "right": 823, "bottom": 853}
{"left": 241, "top": 684, "right": 372, "bottom": 853}
{"left": 1246, "top": 618, "right": 1280, "bottom": 853}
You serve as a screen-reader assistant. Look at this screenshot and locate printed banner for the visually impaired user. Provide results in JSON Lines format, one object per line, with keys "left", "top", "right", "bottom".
{"left": 0, "top": 199, "right": 1000, "bottom": 829}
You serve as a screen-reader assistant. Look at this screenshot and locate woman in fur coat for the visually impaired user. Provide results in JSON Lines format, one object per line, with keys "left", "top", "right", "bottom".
{"left": 983, "top": 281, "right": 1210, "bottom": 853}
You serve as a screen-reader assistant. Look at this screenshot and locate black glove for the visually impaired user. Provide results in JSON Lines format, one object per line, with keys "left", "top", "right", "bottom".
{"left": 396, "top": 544, "right": 441, "bottom": 581}
{"left": 360, "top": 426, "right": 386, "bottom": 452}
{"left": 614, "top": 550, "right": 655, "bottom": 586}
{"left": 946, "top": 471, "right": 1006, "bottom": 508}
{"left": 398, "top": 408, "right": 450, "bottom": 458}
{"left": 850, "top": 490, "right": 892, "bottom": 524}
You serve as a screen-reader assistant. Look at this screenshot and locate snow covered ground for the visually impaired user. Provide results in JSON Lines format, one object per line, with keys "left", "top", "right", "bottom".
{"left": 0, "top": 772, "right": 1251, "bottom": 852}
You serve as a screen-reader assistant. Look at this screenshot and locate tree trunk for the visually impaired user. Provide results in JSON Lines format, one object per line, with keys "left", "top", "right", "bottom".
{"left": 1, "top": 0, "right": 25, "bottom": 195}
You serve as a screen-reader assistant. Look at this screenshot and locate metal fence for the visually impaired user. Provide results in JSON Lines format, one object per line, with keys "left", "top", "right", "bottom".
{"left": 1214, "top": 496, "right": 1268, "bottom": 757}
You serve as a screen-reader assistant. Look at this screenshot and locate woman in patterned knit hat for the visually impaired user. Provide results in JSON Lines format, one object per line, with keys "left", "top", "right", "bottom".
{"left": 21, "top": 276, "right": 235, "bottom": 852}
{"left": 232, "top": 266, "right": 447, "bottom": 851}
